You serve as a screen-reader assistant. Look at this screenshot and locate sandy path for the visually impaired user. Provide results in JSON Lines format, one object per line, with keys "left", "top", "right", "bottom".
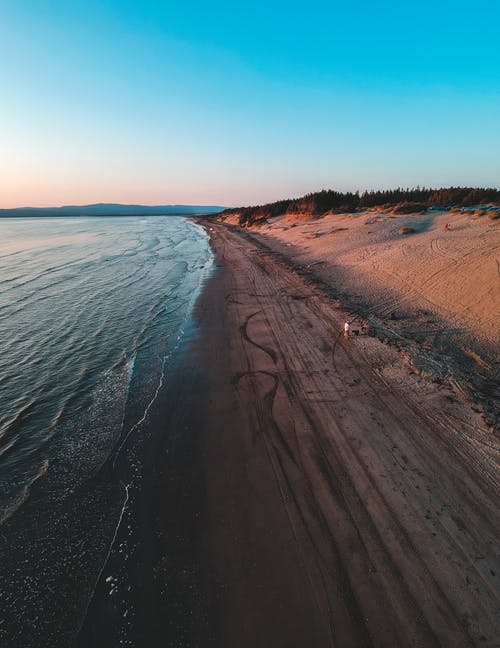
{"left": 199, "top": 222, "right": 499, "bottom": 647}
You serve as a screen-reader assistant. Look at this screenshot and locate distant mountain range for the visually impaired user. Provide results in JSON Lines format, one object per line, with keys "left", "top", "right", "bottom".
{"left": 0, "top": 203, "right": 226, "bottom": 217}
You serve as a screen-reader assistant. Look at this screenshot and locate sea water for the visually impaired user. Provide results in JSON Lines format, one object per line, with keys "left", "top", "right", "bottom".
{"left": 0, "top": 215, "right": 212, "bottom": 525}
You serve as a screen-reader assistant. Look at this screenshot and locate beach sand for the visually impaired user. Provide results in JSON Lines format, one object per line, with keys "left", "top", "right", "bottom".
{"left": 79, "top": 215, "right": 499, "bottom": 647}
{"left": 224, "top": 209, "right": 500, "bottom": 426}
{"left": 194, "top": 220, "right": 499, "bottom": 647}
{"left": 236, "top": 208, "right": 499, "bottom": 344}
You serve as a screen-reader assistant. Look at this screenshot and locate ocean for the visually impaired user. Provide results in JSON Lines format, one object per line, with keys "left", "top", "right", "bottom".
{"left": 0, "top": 215, "right": 213, "bottom": 645}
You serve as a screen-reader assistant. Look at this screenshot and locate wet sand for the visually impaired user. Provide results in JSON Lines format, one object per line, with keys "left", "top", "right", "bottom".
{"left": 77, "top": 317, "right": 217, "bottom": 647}
{"left": 79, "top": 219, "right": 499, "bottom": 647}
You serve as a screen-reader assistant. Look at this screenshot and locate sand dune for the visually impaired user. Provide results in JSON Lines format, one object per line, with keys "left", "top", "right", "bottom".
{"left": 220, "top": 209, "right": 499, "bottom": 430}
{"left": 244, "top": 209, "right": 499, "bottom": 346}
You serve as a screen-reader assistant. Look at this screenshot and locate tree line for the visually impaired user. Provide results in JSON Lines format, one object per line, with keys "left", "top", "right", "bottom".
{"left": 220, "top": 186, "right": 500, "bottom": 226}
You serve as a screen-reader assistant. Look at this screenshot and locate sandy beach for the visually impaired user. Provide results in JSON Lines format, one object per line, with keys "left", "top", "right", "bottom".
{"left": 77, "top": 213, "right": 499, "bottom": 647}
{"left": 190, "top": 218, "right": 499, "bottom": 647}
{"left": 3, "top": 2, "right": 500, "bottom": 645}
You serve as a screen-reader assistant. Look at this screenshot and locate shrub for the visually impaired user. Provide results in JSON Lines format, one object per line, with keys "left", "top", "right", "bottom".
{"left": 392, "top": 202, "right": 427, "bottom": 214}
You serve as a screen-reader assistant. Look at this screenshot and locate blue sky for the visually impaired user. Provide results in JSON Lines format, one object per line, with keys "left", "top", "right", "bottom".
{"left": 1, "top": 0, "right": 499, "bottom": 207}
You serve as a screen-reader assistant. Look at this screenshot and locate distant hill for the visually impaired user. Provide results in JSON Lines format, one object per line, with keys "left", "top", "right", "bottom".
{"left": 0, "top": 203, "right": 226, "bottom": 217}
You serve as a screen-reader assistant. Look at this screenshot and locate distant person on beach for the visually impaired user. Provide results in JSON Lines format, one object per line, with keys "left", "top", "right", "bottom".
{"left": 445, "top": 223, "right": 451, "bottom": 231}
{"left": 344, "top": 320, "right": 350, "bottom": 339}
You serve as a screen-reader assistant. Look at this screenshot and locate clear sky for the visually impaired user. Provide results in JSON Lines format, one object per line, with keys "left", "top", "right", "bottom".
{"left": 1, "top": 0, "right": 499, "bottom": 207}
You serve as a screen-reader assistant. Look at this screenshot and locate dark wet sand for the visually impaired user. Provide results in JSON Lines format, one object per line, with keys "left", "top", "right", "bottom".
{"left": 77, "top": 317, "right": 218, "bottom": 647}
{"left": 79, "top": 220, "right": 499, "bottom": 647}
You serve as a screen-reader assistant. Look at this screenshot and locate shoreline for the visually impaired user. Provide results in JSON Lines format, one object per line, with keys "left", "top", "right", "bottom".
{"left": 82, "top": 217, "right": 498, "bottom": 646}
{"left": 0, "top": 217, "right": 215, "bottom": 648}
{"left": 14, "top": 215, "right": 497, "bottom": 646}
{"left": 77, "top": 277, "right": 220, "bottom": 647}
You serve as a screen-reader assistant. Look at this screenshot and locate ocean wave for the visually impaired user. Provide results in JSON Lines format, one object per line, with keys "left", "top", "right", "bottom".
{"left": 0, "top": 459, "right": 49, "bottom": 525}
